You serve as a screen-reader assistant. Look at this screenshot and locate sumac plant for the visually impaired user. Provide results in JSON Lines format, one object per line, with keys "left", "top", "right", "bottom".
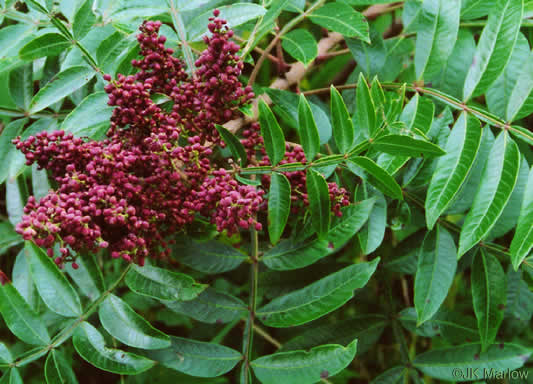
{"left": 0, "top": 1, "right": 532, "bottom": 384}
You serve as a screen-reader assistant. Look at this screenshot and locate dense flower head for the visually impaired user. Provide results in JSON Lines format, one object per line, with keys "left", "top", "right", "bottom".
{"left": 12, "top": 12, "right": 349, "bottom": 267}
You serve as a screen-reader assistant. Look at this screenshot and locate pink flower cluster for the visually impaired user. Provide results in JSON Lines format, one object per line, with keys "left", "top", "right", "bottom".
{"left": 13, "top": 12, "right": 349, "bottom": 267}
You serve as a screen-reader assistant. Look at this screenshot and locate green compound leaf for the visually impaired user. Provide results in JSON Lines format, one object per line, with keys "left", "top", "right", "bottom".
{"left": 259, "top": 99, "right": 286, "bottom": 166}
{"left": 306, "top": 169, "right": 331, "bottom": 238}
{"left": 0, "top": 279, "right": 50, "bottom": 346}
{"left": 19, "top": 33, "right": 70, "bottom": 61}
{"left": 309, "top": 2, "right": 370, "bottom": 42}
{"left": 172, "top": 236, "right": 247, "bottom": 274}
{"left": 281, "top": 29, "right": 318, "bottom": 66}
{"left": 297, "top": 94, "right": 320, "bottom": 161}
{"left": 425, "top": 112, "right": 482, "bottom": 229}
{"left": 125, "top": 264, "right": 206, "bottom": 301}
{"left": 413, "top": 343, "right": 530, "bottom": 381}
{"left": 262, "top": 199, "right": 375, "bottom": 270}
{"left": 414, "top": 226, "right": 457, "bottom": 324}
{"left": 330, "top": 86, "right": 354, "bottom": 153}
{"left": 268, "top": 173, "right": 291, "bottom": 245}
{"left": 29, "top": 66, "right": 96, "bottom": 113}
{"left": 458, "top": 131, "right": 520, "bottom": 256}
{"left": 510, "top": 165, "right": 533, "bottom": 270}
{"left": 25, "top": 242, "right": 82, "bottom": 317}
{"left": 471, "top": 250, "right": 506, "bottom": 351}
{"left": 414, "top": 0, "right": 460, "bottom": 80}
{"left": 73, "top": 322, "right": 156, "bottom": 375}
{"left": 257, "top": 259, "right": 379, "bottom": 327}
{"left": 148, "top": 336, "right": 242, "bottom": 378}
{"left": 45, "top": 350, "right": 78, "bottom": 384}
{"left": 251, "top": 339, "right": 357, "bottom": 384}
{"left": 98, "top": 294, "right": 170, "bottom": 350}
{"left": 463, "top": 0, "right": 523, "bottom": 100}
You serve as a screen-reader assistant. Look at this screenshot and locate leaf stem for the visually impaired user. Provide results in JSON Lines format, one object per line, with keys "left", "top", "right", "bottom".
{"left": 8, "top": 263, "right": 132, "bottom": 368}
{"left": 242, "top": 228, "right": 259, "bottom": 383}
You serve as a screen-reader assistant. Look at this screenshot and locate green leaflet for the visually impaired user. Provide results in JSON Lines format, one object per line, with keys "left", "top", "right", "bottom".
{"left": 309, "top": 2, "right": 369, "bottom": 42}
{"left": 346, "top": 156, "right": 403, "bottom": 200}
{"left": 172, "top": 236, "right": 247, "bottom": 274}
{"left": 251, "top": 339, "right": 357, "bottom": 384}
{"left": 507, "top": 49, "right": 533, "bottom": 121}
{"left": 44, "top": 350, "right": 78, "bottom": 384}
{"left": 164, "top": 287, "right": 247, "bottom": 324}
{"left": 356, "top": 73, "right": 377, "bottom": 138}
{"left": 66, "top": 252, "right": 105, "bottom": 301}
{"left": 281, "top": 314, "right": 386, "bottom": 355}
{"left": 257, "top": 259, "right": 379, "bottom": 327}
{"left": 60, "top": 92, "right": 114, "bottom": 139}
{"left": 471, "top": 250, "right": 506, "bottom": 351}
{"left": 485, "top": 33, "right": 530, "bottom": 121}
{"left": 425, "top": 112, "right": 482, "bottom": 229}
{"left": 29, "top": 66, "right": 96, "bottom": 113}
{"left": 125, "top": 264, "right": 206, "bottom": 301}
{"left": 413, "top": 343, "right": 530, "bottom": 381}
{"left": 25, "top": 242, "right": 82, "bottom": 317}
{"left": 98, "top": 294, "right": 170, "bottom": 350}
{"left": 215, "top": 124, "right": 247, "bottom": 167}
{"left": 262, "top": 199, "right": 375, "bottom": 270}
{"left": 268, "top": 173, "right": 291, "bottom": 245}
{"left": 73, "top": 0, "right": 96, "bottom": 40}
{"left": 330, "top": 86, "right": 354, "bottom": 153}
{"left": 414, "top": 226, "right": 457, "bottom": 324}
{"left": 73, "top": 322, "right": 155, "bottom": 375}
{"left": 463, "top": 0, "right": 523, "bottom": 100}
{"left": 414, "top": 0, "right": 460, "bottom": 80}
{"left": 148, "top": 336, "right": 242, "bottom": 377}
{"left": 9, "top": 64, "right": 32, "bottom": 110}
{"left": 281, "top": 29, "right": 318, "bottom": 66}
{"left": 297, "top": 94, "right": 320, "bottom": 161}
{"left": 370, "top": 367, "right": 408, "bottom": 384}
{"left": 259, "top": 99, "right": 286, "bottom": 165}
{"left": 510, "top": 166, "right": 533, "bottom": 269}
{"left": 306, "top": 169, "right": 331, "bottom": 238}
{"left": 19, "top": 33, "right": 70, "bottom": 61}
{"left": 12, "top": 249, "right": 38, "bottom": 310}
{"left": 0, "top": 279, "right": 50, "bottom": 346}
{"left": 373, "top": 134, "right": 446, "bottom": 158}
{"left": 0, "top": 369, "right": 22, "bottom": 384}
{"left": 458, "top": 131, "right": 520, "bottom": 256}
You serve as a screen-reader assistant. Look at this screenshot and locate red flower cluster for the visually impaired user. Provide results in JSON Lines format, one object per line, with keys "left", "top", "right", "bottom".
{"left": 13, "top": 12, "right": 349, "bottom": 267}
